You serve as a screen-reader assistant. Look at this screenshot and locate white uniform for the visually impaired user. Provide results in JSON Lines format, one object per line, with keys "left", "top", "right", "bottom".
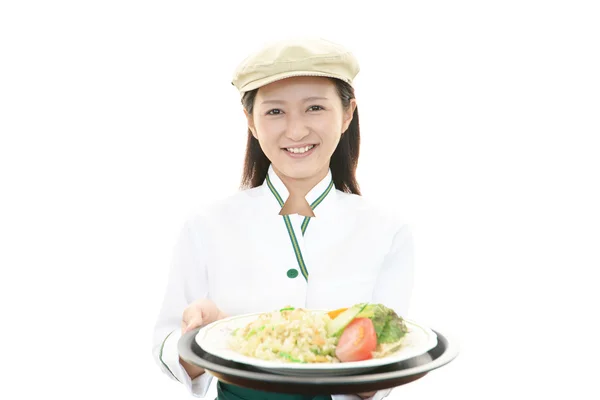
{"left": 153, "top": 165, "right": 414, "bottom": 400}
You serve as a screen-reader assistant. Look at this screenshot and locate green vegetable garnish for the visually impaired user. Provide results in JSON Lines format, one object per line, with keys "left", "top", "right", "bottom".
{"left": 280, "top": 307, "right": 295, "bottom": 311}
{"left": 245, "top": 325, "right": 267, "bottom": 339}
{"left": 357, "top": 303, "right": 408, "bottom": 343}
{"left": 326, "top": 303, "right": 368, "bottom": 337}
{"left": 278, "top": 351, "right": 304, "bottom": 363}
{"left": 310, "top": 348, "right": 334, "bottom": 356}
{"left": 378, "top": 317, "right": 408, "bottom": 343}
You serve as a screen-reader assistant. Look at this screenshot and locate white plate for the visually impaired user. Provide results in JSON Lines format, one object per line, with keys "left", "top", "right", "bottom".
{"left": 195, "top": 310, "right": 438, "bottom": 376}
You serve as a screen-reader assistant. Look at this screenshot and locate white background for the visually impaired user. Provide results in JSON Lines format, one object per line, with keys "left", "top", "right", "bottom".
{"left": 1, "top": 1, "right": 599, "bottom": 399}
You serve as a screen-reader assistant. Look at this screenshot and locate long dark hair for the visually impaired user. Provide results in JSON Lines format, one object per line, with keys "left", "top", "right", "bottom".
{"left": 239, "top": 78, "right": 361, "bottom": 195}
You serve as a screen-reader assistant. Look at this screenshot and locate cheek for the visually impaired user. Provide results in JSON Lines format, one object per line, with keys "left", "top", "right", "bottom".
{"left": 255, "top": 119, "right": 281, "bottom": 142}
{"left": 254, "top": 122, "right": 285, "bottom": 158}
{"left": 315, "top": 117, "right": 342, "bottom": 143}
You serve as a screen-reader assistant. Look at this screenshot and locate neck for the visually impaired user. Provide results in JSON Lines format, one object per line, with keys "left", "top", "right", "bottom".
{"left": 273, "top": 165, "right": 329, "bottom": 198}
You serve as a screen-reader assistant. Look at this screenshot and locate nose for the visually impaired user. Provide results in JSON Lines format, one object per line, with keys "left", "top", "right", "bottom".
{"left": 285, "top": 114, "right": 310, "bottom": 141}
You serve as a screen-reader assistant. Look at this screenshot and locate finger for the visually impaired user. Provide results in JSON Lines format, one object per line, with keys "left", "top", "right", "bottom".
{"left": 183, "top": 316, "right": 204, "bottom": 334}
{"left": 217, "top": 310, "right": 228, "bottom": 320}
{"left": 181, "top": 320, "right": 187, "bottom": 334}
{"left": 197, "top": 301, "right": 220, "bottom": 324}
{"left": 204, "top": 302, "right": 228, "bottom": 324}
{"left": 181, "top": 305, "right": 201, "bottom": 332}
{"left": 181, "top": 309, "right": 191, "bottom": 334}
{"left": 357, "top": 391, "right": 376, "bottom": 399}
{"left": 182, "top": 302, "right": 202, "bottom": 321}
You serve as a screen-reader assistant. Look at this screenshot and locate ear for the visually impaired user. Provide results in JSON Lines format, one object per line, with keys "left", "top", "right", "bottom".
{"left": 341, "top": 99, "right": 357, "bottom": 134}
{"left": 244, "top": 109, "right": 258, "bottom": 139}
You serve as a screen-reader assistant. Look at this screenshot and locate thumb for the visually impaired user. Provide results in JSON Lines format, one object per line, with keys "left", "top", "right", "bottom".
{"left": 183, "top": 317, "right": 203, "bottom": 334}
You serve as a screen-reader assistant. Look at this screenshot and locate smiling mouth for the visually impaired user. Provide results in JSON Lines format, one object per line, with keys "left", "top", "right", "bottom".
{"left": 284, "top": 144, "right": 316, "bottom": 154}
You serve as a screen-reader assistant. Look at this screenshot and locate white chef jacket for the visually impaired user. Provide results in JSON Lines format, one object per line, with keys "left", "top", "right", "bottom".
{"left": 153, "top": 165, "right": 414, "bottom": 400}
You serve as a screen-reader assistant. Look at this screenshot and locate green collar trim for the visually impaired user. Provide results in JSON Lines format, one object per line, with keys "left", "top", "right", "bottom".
{"left": 265, "top": 174, "right": 334, "bottom": 281}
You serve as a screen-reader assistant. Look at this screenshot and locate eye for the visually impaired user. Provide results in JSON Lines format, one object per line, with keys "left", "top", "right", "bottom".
{"left": 266, "top": 109, "right": 283, "bottom": 115}
{"left": 307, "top": 105, "right": 324, "bottom": 112}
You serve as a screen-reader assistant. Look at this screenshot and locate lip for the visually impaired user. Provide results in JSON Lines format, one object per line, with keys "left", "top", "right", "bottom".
{"left": 282, "top": 144, "right": 318, "bottom": 159}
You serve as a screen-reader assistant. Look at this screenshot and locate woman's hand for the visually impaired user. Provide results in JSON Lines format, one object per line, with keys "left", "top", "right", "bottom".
{"left": 357, "top": 391, "right": 377, "bottom": 399}
{"left": 179, "top": 298, "right": 227, "bottom": 379}
{"left": 181, "top": 298, "right": 227, "bottom": 334}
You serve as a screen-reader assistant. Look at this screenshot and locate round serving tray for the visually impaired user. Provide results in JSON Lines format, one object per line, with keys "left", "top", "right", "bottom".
{"left": 178, "top": 328, "right": 459, "bottom": 395}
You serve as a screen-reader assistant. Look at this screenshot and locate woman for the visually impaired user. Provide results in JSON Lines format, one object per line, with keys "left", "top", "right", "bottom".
{"left": 152, "top": 38, "right": 414, "bottom": 400}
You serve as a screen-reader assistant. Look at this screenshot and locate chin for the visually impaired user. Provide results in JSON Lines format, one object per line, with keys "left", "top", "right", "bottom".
{"left": 276, "top": 163, "right": 321, "bottom": 180}
{"left": 283, "top": 168, "right": 315, "bottom": 180}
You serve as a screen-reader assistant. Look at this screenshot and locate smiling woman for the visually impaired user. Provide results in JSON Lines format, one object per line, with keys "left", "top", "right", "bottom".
{"left": 240, "top": 76, "right": 361, "bottom": 198}
{"left": 152, "top": 38, "right": 415, "bottom": 400}
{"left": 247, "top": 76, "right": 355, "bottom": 183}
{"left": 240, "top": 75, "right": 360, "bottom": 218}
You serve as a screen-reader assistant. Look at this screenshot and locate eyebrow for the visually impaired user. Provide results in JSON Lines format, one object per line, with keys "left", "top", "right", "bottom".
{"left": 260, "top": 96, "right": 330, "bottom": 105}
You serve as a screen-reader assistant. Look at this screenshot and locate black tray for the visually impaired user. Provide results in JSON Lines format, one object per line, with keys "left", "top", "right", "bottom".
{"left": 178, "top": 328, "right": 459, "bottom": 395}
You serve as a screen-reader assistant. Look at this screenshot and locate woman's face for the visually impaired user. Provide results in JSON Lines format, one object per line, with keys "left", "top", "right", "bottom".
{"left": 247, "top": 76, "right": 356, "bottom": 183}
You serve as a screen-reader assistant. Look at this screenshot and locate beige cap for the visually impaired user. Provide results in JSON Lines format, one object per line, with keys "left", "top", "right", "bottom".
{"left": 231, "top": 38, "right": 360, "bottom": 94}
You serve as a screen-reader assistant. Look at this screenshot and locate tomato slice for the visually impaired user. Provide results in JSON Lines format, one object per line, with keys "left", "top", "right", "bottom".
{"left": 335, "top": 318, "right": 377, "bottom": 362}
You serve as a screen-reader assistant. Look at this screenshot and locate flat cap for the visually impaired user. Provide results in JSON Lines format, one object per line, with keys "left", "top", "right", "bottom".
{"left": 231, "top": 38, "right": 360, "bottom": 94}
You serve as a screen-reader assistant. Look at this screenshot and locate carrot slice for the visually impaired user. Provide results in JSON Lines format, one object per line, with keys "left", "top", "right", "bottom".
{"left": 327, "top": 308, "right": 348, "bottom": 319}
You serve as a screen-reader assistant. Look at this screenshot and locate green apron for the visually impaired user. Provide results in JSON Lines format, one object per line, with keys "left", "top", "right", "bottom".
{"left": 217, "top": 382, "right": 331, "bottom": 400}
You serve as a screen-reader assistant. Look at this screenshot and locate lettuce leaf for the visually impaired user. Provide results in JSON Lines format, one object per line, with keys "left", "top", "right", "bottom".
{"left": 378, "top": 316, "right": 407, "bottom": 343}
{"left": 357, "top": 303, "right": 408, "bottom": 344}
{"left": 355, "top": 303, "right": 388, "bottom": 337}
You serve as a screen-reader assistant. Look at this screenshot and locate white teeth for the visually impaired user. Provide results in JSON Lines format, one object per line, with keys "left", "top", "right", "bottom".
{"left": 287, "top": 145, "right": 314, "bottom": 154}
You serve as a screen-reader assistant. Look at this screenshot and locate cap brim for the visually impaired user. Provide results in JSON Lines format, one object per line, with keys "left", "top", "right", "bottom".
{"left": 238, "top": 70, "right": 353, "bottom": 94}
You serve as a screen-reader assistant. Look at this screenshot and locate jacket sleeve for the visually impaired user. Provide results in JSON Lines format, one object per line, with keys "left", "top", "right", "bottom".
{"left": 152, "top": 217, "right": 214, "bottom": 397}
{"left": 360, "top": 223, "right": 415, "bottom": 400}
{"left": 372, "top": 223, "right": 415, "bottom": 318}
